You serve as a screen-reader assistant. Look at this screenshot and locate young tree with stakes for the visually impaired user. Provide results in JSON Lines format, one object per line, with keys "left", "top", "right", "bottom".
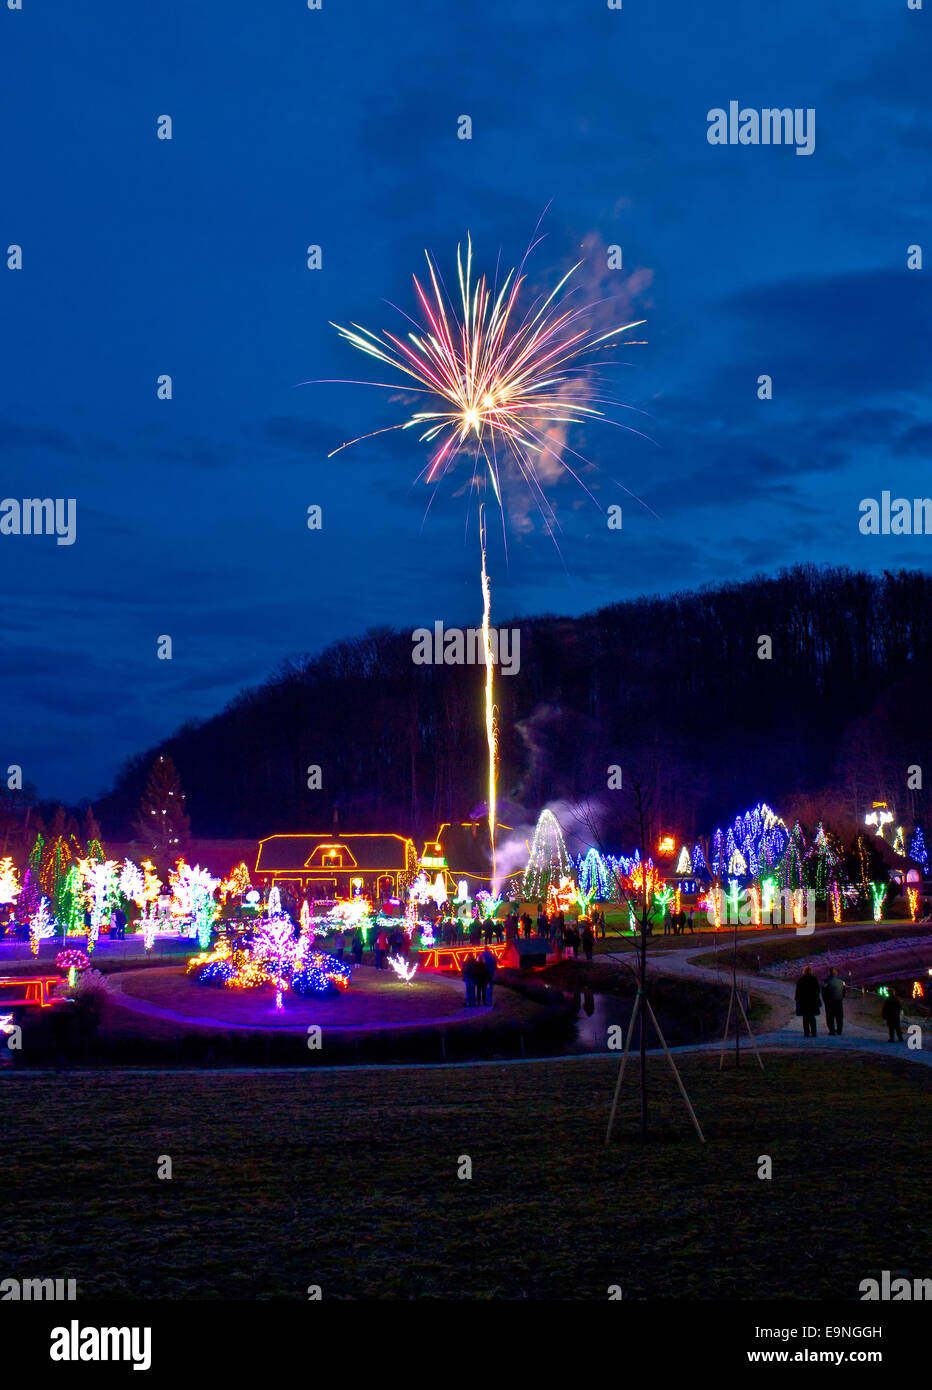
{"left": 603, "top": 772, "right": 704, "bottom": 1145}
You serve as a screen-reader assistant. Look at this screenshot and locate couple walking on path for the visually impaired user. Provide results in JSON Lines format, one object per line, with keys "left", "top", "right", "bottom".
{"left": 794, "top": 966, "right": 846, "bottom": 1037}
{"left": 795, "top": 965, "right": 906, "bottom": 1041}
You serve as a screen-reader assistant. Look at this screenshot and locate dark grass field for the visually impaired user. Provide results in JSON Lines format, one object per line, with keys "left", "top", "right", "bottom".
{"left": 3, "top": 1051, "right": 929, "bottom": 1300}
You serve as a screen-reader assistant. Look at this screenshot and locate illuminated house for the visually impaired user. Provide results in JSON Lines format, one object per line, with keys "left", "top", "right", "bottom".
{"left": 422, "top": 820, "right": 512, "bottom": 893}
{"left": 255, "top": 833, "right": 418, "bottom": 901}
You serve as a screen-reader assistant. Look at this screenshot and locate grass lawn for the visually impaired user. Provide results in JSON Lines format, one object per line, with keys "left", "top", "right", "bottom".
{"left": 3, "top": 1051, "right": 928, "bottom": 1300}
{"left": 115, "top": 963, "right": 470, "bottom": 1028}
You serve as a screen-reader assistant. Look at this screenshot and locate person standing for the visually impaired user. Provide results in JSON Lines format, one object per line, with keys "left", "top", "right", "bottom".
{"left": 462, "top": 955, "right": 476, "bottom": 1007}
{"left": 582, "top": 922, "right": 595, "bottom": 962}
{"left": 882, "top": 991, "right": 904, "bottom": 1042}
{"left": 472, "top": 954, "right": 490, "bottom": 1007}
{"left": 479, "top": 945, "right": 497, "bottom": 1005}
{"left": 821, "top": 967, "right": 846, "bottom": 1035}
{"left": 795, "top": 966, "right": 822, "bottom": 1037}
{"left": 375, "top": 928, "right": 389, "bottom": 971}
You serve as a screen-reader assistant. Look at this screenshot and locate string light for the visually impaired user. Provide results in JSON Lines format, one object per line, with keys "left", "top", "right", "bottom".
{"left": 0, "top": 857, "right": 21, "bottom": 906}
{"left": 522, "top": 810, "right": 571, "bottom": 900}
{"left": 28, "top": 897, "right": 55, "bottom": 956}
{"left": 909, "top": 827, "right": 928, "bottom": 873}
{"left": 388, "top": 955, "right": 418, "bottom": 984}
{"left": 577, "top": 848, "right": 610, "bottom": 899}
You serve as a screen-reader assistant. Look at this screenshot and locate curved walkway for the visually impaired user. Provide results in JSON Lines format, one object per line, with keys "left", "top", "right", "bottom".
{"left": 594, "top": 928, "right": 932, "bottom": 1068}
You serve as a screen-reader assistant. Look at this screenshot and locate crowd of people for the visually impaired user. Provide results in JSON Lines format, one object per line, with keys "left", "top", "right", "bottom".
{"left": 662, "top": 908, "right": 695, "bottom": 935}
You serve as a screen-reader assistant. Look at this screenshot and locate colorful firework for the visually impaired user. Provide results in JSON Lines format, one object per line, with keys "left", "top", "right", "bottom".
{"left": 327, "top": 235, "right": 646, "bottom": 517}
{"left": 323, "top": 232, "right": 646, "bottom": 890}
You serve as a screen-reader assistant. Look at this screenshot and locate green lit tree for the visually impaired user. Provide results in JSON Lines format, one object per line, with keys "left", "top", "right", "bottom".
{"left": 58, "top": 864, "right": 87, "bottom": 936}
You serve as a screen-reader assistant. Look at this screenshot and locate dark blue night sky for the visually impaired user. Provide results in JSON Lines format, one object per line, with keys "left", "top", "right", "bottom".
{"left": 2, "top": 0, "right": 930, "bottom": 803}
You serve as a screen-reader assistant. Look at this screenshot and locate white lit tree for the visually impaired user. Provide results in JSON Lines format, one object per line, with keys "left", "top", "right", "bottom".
{"left": 119, "top": 858, "right": 145, "bottom": 907}
{"left": 29, "top": 896, "right": 56, "bottom": 956}
{"left": 522, "top": 809, "right": 572, "bottom": 901}
{"left": 79, "top": 859, "right": 119, "bottom": 950}
{"left": 0, "top": 857, "right": 20, "bottom": 907}
{"left": 170, "top": 862, "right": 219, "bottom": 947}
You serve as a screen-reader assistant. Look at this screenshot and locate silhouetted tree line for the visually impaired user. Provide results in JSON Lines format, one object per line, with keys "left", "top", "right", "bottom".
{"left": 93, "top": 564, "right": 932, "bottom": 843}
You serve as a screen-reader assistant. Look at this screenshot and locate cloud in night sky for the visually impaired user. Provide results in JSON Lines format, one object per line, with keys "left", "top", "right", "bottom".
{"left": 1, "top": 0, "right": 929, "bottom": 801}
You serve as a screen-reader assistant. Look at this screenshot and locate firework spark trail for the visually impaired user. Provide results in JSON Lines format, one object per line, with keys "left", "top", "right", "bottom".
{"left": 322, "top": 234, "right": 647, "bottom": 893}
{"left": 479, "top": 504, "right": 498, "bottom": 889}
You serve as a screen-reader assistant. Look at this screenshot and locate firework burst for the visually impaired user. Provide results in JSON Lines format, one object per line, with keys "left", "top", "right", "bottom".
{"left": 326, "top": 235, "right": 646, "bottom": 525}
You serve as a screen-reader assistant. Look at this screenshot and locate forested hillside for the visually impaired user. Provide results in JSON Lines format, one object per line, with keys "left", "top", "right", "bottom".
{"left": 94, "top": 565, "right": 932, "bottom": 842}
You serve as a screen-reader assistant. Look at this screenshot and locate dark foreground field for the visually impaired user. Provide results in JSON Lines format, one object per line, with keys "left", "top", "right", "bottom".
{"left": 3, "top": 1052, "right": 929, "bottom": 1300}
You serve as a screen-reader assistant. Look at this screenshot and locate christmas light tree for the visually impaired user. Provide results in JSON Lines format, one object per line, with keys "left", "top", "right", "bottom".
{"left": 0, "top": 857, "right": 20, "bottom": 906}
{"left": 29, "top": 897, "right": 56, "bottom": 956}
{"left": 781, "top": 823, "right": 807, "bottom": 892}
{"left": 807, "top": 823, "right": 843, "bottom": 903}
{"left": 224, "top": 862, "right": 252, "bottom": 899}
{"left": 19, "top": 866, "right": 41, "bottom": 924}
{"left": 675, "top": 845, "right": 692, "bottom": 875}
{"left": 169, "top": 861, "right": 218, "bottom": 945}
{"left": 133, "top": 754, "right": 191, "bottom": 857}
{"left": 577, "top": 848, "right": 610, "bottom": 900}
{"left": 57, "top": 864, "right": 86, "bottom": 936}
{"left": 728, "top": 847, "right": 747, "bottom": 876}
{"left": 28, "top": 831, "right": 45, "bottom": 881}
{"left": 299, "top": 899, "right": 314, "bottom": 945}
{"left": 909, "top": 827, "right": 928, "bottom": 873}
{"left": 141, "top": 860, "right": 162, "bottom": 911}
{"left": 80, "top": 860, "right": 119, "bottom": 950}
{"left": 40, "top": 834, "right": 72, "bottom": 910}
{"left": 522, "top": 809, "right": 571, "bottom": 900}
{"left": 119, "top": 859, "right": 145, "bottom": 909}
